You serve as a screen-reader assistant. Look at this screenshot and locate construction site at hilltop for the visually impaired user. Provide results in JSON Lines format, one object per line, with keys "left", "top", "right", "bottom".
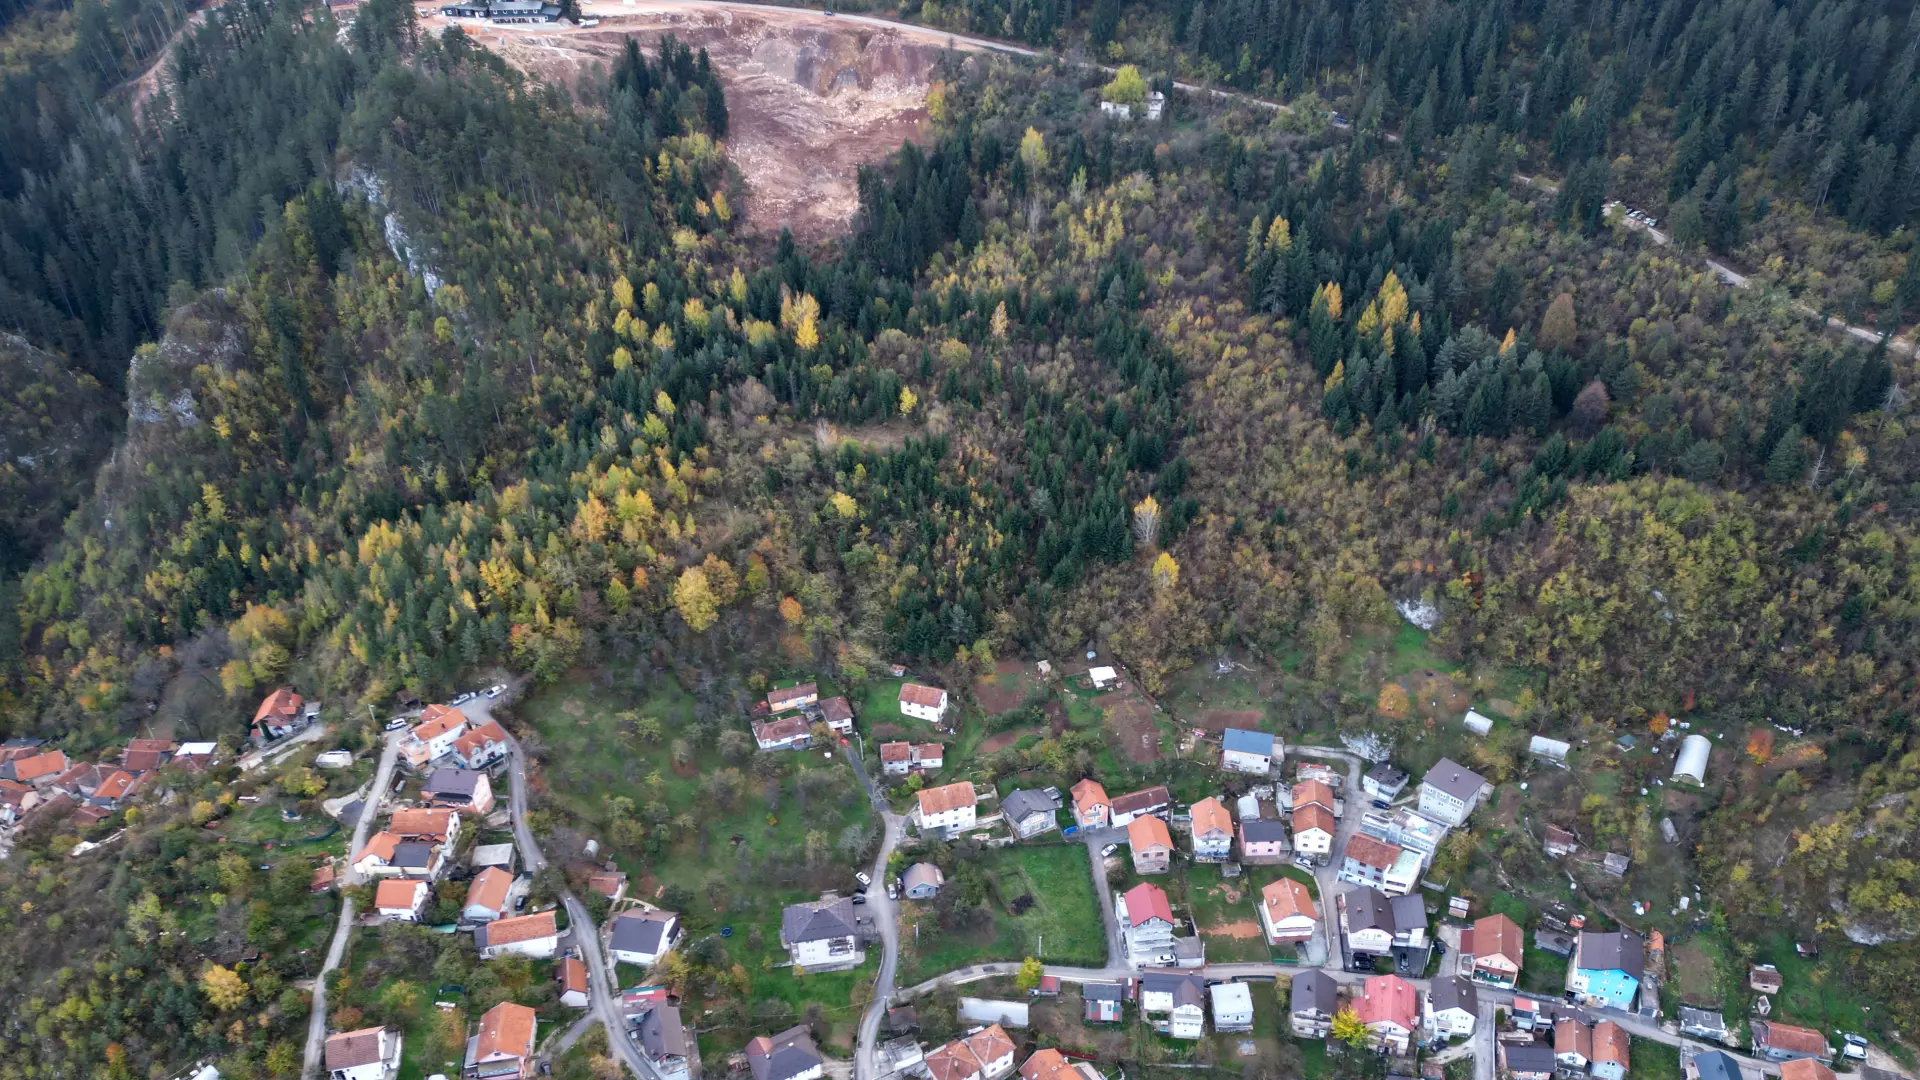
{"left": 430, "top": 2, "right": 967, "bottom": 239}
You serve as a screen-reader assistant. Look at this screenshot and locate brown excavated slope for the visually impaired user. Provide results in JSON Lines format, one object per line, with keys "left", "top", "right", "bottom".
{"left": 429, "top": 3, "right": 958, "bottom": 239}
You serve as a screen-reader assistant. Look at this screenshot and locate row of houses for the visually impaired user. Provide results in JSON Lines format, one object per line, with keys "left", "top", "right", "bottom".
{"left": 325, "top": 1000, "right": 538, "bottom": 1080}
{"left": 1, "top": 736, "right": 216, "bottom": 829}
{"left": 398, "top": 703, "right": 510, "bottom": 773}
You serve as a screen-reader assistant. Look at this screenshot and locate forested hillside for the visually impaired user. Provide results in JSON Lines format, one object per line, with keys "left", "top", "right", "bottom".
{"left": 11, "top": 0, "right": 1920, "bottom": 1073}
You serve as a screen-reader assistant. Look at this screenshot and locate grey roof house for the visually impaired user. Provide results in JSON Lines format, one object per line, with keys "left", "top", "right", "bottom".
{"left": 780, "top": 897, "right": 863, "bottom": 969}
{"left": 1692, "top": 1051, "right": 1744, "bottom": 1080}
{"left": 1417, "top": 758, "right": 1490, "bottom": 826}
{"left": 746, "top": 1025, "right": 824, "bottom": 1080}
{"left": 1002, "top": 788, "right": 1062, "bottom": 838}
{"left": 1290, "top": 969, "right": 1338, "bottom": 1037}
{"left": 903, "top": 863, "right": 945, "bottom": 899}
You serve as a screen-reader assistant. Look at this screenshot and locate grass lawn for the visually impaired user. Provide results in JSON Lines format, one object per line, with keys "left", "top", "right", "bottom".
{"left": 1521, "top": 944, "right": 1571, "bottom": 995}
{"left": 895, "top": 844, "right": 1105, "bottom": 983}
{"left": 1297, "top": 1037, "right": 1335, "bottom": 1080}
{"left": 1189, "top": 869, "right": 1272, "bottom": 964}
{"left": 1632, "top": 1037, "right": 1683, "bottom": 1080}
{"left": 515, "top": 675, "right": 880, "bottom": 1057}
{"left": 1755, "top": 931, "right": 1879, "bottom": 1037}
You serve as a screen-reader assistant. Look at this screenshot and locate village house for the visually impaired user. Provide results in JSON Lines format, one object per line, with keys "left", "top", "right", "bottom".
{"left": 818, "top": 696, "right": 855, "bottom": 734}
{"left": 352, "top": 833, "right": 442, "bottom": 879}
{"left": 1240, "top": 816, "right": 1290, "bottom": 862}
{"left": 1083, "top": 981, "right": 1126, "bottom": 1023}
{"left": 585, "top": 868, "right": 625, "bottom": 901}
{"left": 401, "top": 704, "right": 468, "bottom": 769}
{"left": 747, "top": 1025, "right": 825, "bottom": 1080}
{"left": 324, "top": 1026, "right": 403, "bottom": 1080}
{"left": 1691, "top": 1051, "right": 1745, "bottom": 1080}
{"left": 1258, "top": 877, "right": 1319, "bottom": 945}
{"left": 475, "top": 911, "right": 559, "bottom": 960}
{"left": 1292, "top": 805, "right": 1336, "bottom": 863}
{"left": 1211, "top": 982, "right": 1255, "bottom": 1033}
{"left": 1128, "top": 814, "right": 1174, "bottom": 874}
{"left": 465, "top": 1002, "right": 537, "bottom": 1079}
{"left": 1679, "top": 1007, "right": 1732, "bottom": 1043}
{"left": 1544, "top": 824, "right": 1581, "bottom": 857}
{"left": 1567, "top": 931, "right": 1644, "bottom": 1011}
{"left": 1291, "top": 777, "right": 1337, "bottom": 813}
{"left": 1342, "top": 887, "right": 1398, "bottom": 959}
{"left": 633, "top": 1002, "right": 691, "bottom": 1080}
{"left": 917, "top": 781, "right": 979, "bottom": 834}
{"left": 767, "top": 683, "right": 819, "bottom": 713}
{"left": 1356, "top": 974, "right": 1420, "bottom": 1052}
{"left": 898, "top": 683, "right": 951, "bottom": 725}
{"left": 1341, "top": 834, "right": 1421, "bottom": 896}
{"left": 451, "top": 721, "right": 511, "bottom": 770}
{"left": 1427, "top": 975, "right": 1478, "bottom": 1038}
{"left": 879, "top": 741, "right": 944, "bottom": 774}
{"left": 1363, "top": 762, "right": 1411, "bottom": 802}
{"left": 424, "top": 768, "right": 495, "bottom": 815}
{"left": 610, "top": 909, "right": 681, "bottom": 966}
{"left": 375, "top": 879, "right": 430, "bottom": 922}
{"left": 463, "top": 867, "right": 514, "bottom": 922}
{"left": 1501, "top": 1043, "right": 1558, "bottom": 1080}
{"left": 1189, "top": 797, "right": 1234, "bottom": 861}
{"left": 1290, "top": 969, "right": 1338, "bottom": 1037}
{"left": 253, "top": 687, "right": 316, "bottom": 744}
{"left": 0, "top": 749, "right": 68, "bottom": 786}
{"left": 473, "top": 844, "right": 518, "bottom": 873}
{"left": 1020, "top": 1048, "right": 1105, "bottom": 1080}
{"left": 1463, "top": 913, "right": 1524, "bottom": 987}
{"left": 1002, "top": 788, "right": 1063, "bottom": 838}
{"left": 1071, "top": 778, "right": 1111, "bottom": 828}
{"left": 1120, "top": 881, "right": 1176, "bottom": 962}
{"left": 557, "top": 957, "right": 591, "bottom": 1008}
{"left": 1139, "top": 970, "right": 1208, "bottom": 1039}
{"left": 390, "top": 808, "right": 460, "bottom": 845}
{"left": 121, "top": 738, "right": 177, "bottom": 772}
{"left": 923, "top": 1024, "right": 1017, "bottom": 1080}
{"left": 1751, "top": 964, "right": 1785, "bottom": 995}
{"left": 780, "top": 896, "right": 863, "bottom": 969}
{"left": 0, "top": 779, "right": 37, "bottom": 825}
{"left": 1417, "top": 758, "right": 1490, "bottom": 826}
{"left": 1555, "top": 1017, "right": 1594, "bottom": 1070}
{"left": 1221, "top": 728, "right": 1278, "bottom": 774}
{"left": 903, "top": 862, "right": 945, "bottom": 899}
{"left": 752, "top": 715, "right": 813, "bottom": 752}
{"left": 1110, "top": 785, "right": 1171, "bottom": 827}
{"left": 1753, "top": 1022, "right": 1832, "bottom": 1063}
{"left": 1362, "top": 806, "right": 1449, "bottom": 861}
{"left": 172, "top": 741, "right": 219, "bottom": 771}
{"left": 1780, "top": 1060, "right": 1838, "bottom": 1080}
{"left": 1591, "top": 1020, "right": 1631, "bottom": 1080}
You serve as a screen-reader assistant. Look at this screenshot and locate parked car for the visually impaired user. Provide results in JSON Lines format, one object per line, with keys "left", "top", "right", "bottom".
{"left": 452, "top": 692, "right": 474, "bottom": 705}
{"left": 487, "top": 684, "right": 506, "bottom": 699}
{"left": 852, "top": 892, "right": 867, "bottom": 905}
{"left": 1842, "top": 1035, "right": 1869, "bottom": 1060}
{"left": 1100, "top": 843, "right": 1119, "bottom": 857}
{"left": 886, "top": 881, "right": 899, "bottom": 900}
{"left": 856, "top": 871, "right": 872, "bottom": 886}
{"left": 385, "top": 718, "right": 409, "bottom": 731}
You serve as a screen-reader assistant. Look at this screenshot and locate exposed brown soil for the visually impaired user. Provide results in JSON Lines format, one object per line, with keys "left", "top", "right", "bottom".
{"left": 975, "top": 663, "right": 1040, "bottom": 715}
{"left": 1093, "top": 691, "right": 1160, "bottom": 764}
{"left": 977, "top": 727, "right": 1039, "bottom": 755}
{"left": 425, "top": 1, "right": 956, "bottom": 240}
{"left": 1195, "top": 708, "right": 1263, "bottom": 733}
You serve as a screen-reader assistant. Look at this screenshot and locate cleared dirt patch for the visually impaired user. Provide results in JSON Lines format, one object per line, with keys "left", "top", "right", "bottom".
{"left": 1671, "top": 939, "right": 1721, "bottom": 1005}
{"left": 1094, "top": 691, "right": 1160, "bottom": 764}
{"left": 1400, "top": 668, "right": 1471, "bottom": 719}
{"left": 427, "top": 2, "right": 954, "bottom": 240}
{"left": 978, "top": 727, "right": 1040, "bottom": 755}
{"left": 976, "top": 661, "right": 1040, "bottom": 715}
{"left": 1195, "top": 708, "right": 1263, "bottom": 734}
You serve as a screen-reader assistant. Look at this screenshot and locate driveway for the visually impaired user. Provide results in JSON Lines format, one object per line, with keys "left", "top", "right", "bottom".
{"left": 1291, "top": 745, "right": 1365, "bottom": 964}
{"left": 1075, "top": 826, "right": 1129, "bottom": 967}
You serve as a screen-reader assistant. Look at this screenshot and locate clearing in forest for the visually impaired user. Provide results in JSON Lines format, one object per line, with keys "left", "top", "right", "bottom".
{"left": 1094, "top": 691, "right": 1160, "bottom": 763}
{"left": 975, "top": 659, "right": 1041, "bottom": 715}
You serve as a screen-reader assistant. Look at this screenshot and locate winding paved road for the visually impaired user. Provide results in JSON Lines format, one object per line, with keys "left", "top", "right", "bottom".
{"left": 301, "top": 726, "right": 405, "bottom": 1080}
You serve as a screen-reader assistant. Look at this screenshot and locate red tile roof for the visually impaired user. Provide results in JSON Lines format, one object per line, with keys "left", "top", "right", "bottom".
{"left": 1469, "top": 913, "right": 1525, "bottom": 968}
{"left": 411, "top": 704, "right": 467, "bottom": 741}
{"left": 1292, "top": 803, "right": 1336, "bottom": 837}
{"left": 1112, "top": 786, "right": 1170, "bottom": 815}
{"left": 1261, "top": 877, "right": 1318, "bottom": 922}
{"left": 453, "top": 720, "right": 508, "bottom": 757}
{"left": 1072, "top": 778, "right": 1109, "bottom": 812}
{"left": 389, "top": 808, "right": 457, "bottom": 839}
{"left": 880, "top": 742, "right": 912, "bottom": 762}
{"left": 1189, "top": 796, "right": 1233, "bottom": 837}
{"left": 1758, "top": 1023, "right": 1829, "bottom": 1056}
{"left": 1127, "top": 814, "right": 1172, "bottom": 851}
{"left": 474, "top": 1002, "right": 537, "bottom": 1062}
{"left": 1344, "top": 834, "right": 1403, "bottom": 870}
{"left": 1781, "top": 1060, "right": 1835, "bottom": 1080}
{"left": 325, "top": 1027, "right": 390, "bottom": 1070}
{"left": 10, "top": 751, "right": 67, "bottom": 782}
{"left": 255, "top": 687, "right": 302, "bottom": 723}
{"left": 481, "top": 911, "right": 557, "bottom": 945}
{"left": 1356, "top": 974, "right": 1418, "bottom": 1031}
{"left": 900, "top": 683, "right": 947, "bottom": 708}
{"left": 560, "top": 956, "right": 590, "bottom": 995}
{"left": 1293, "top": 779, "right": 1335, "bottom": 811}
{"left": 1592, "top": 1021, "right": 1630, "bottom": 1067}
{"left": 375, "top": 879, "right": 427, "bottom": 911}
{"left": 1122, "top": 882, "right": 1174, "bottom": 926}
{"left": 917, "top": 781, "right": 976, "bottom": 815}
{"left": 466, "top": 867, "right": 513, "bottom": 914}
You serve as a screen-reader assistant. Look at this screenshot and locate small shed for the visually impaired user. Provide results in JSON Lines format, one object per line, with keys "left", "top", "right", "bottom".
{"left": 1660, "top": 817, "right": 1679, "bottom": 844}
{"left": 1750, "top": 964, "right": 1784, "bottom": 994}
{"left": 1089, "top": 666, "right": 1118, "bottom": 689}
{"left": 1602, "top": 852, "right": 1631, "bottom": 877}
{"left": 1673, "top": 734, "right": 1712, "bottom": 785}
{"left": 1463, "top": 710, "right": 1495, "bottom": 736}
